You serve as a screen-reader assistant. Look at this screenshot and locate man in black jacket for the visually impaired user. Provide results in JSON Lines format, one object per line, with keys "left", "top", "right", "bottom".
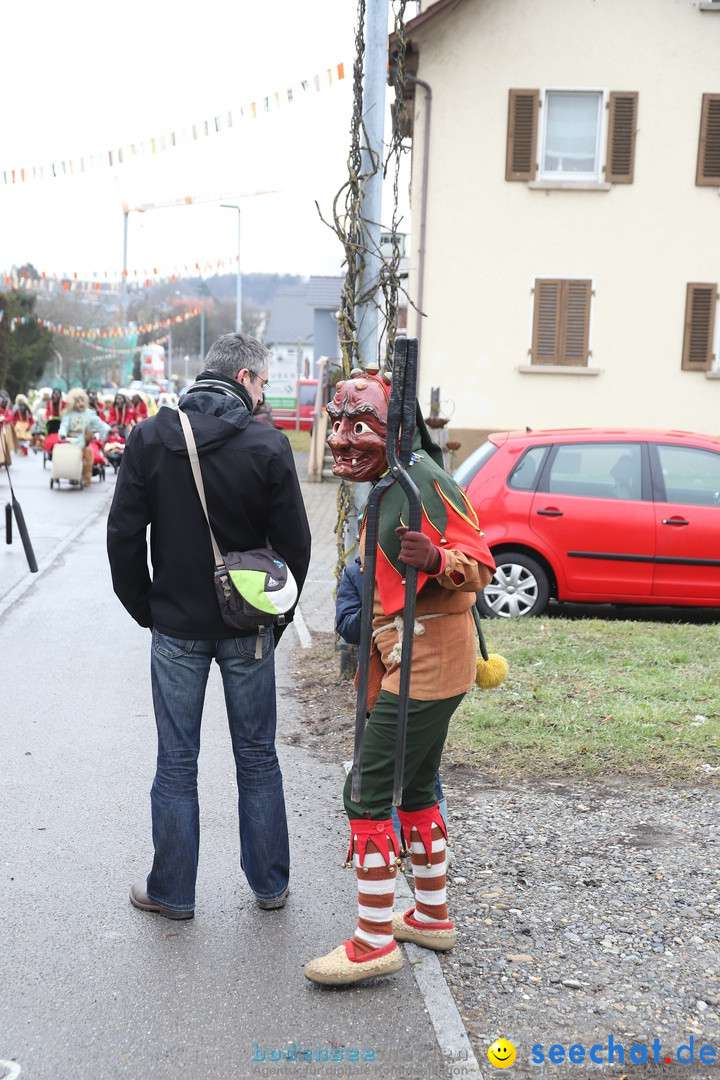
{"left": 107, "top": 332, "right": 311, "bottom": 919}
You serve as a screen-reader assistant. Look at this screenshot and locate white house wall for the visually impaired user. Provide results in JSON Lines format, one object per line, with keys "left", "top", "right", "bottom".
{"left": 406, "top": 0, "right": 720, "bottom": 442}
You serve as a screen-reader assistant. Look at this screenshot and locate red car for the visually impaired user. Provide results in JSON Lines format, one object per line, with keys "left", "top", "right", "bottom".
{"left": 454, "top": 428, "right": 720, "bottom": 617}
{"left": 271, "top": 379, "right": 318, "bottom": 433}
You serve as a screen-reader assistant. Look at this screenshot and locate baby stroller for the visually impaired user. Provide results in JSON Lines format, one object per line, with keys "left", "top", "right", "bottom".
{"left": 42, "top": 421, "right": 62, "bottom": 469}
{"left": 104, "top": 427, "right": 126, "bottom": 474}
{"left": 50, "top": 442, "right": 84, "bottom": 489}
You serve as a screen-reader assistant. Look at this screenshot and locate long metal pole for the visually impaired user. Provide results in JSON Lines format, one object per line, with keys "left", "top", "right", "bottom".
{"left": 121, "top": 207, "right": 129, "bottom": 327}
{"left": 385, "top": 338, "right": 420, "bottom": 804}
{"left": 351, "top": 337, "right": 420, "bottom": 806}
{"left": 221, "top": 204, "right": 242, "bottom": 331}
{"left": 235, "top": 210, "right": 242, "bottom": 331}
{"left": 354, "top": 0, "right": 388, "bottom": 368}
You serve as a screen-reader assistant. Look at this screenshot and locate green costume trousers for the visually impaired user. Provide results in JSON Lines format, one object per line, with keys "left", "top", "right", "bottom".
{"left": 343, "top": 689, "right": 465, "bottom": 820}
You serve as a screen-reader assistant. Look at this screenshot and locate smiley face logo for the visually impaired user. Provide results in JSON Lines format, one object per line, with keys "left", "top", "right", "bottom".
{"left": 488, "top": 1038, "right": 517, "bottom": 1069}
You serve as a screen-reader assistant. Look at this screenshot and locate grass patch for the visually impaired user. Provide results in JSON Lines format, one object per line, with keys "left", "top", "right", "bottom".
{"left": 282, "top": 429, "right": 311, "bottom": 452}
{"left": 448, "top": 615, "right": 720, "bottom": 780}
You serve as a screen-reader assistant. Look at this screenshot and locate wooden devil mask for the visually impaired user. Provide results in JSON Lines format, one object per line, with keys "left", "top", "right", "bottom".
{"left": 326, "top": 373, "right": 391, "bottom": 483}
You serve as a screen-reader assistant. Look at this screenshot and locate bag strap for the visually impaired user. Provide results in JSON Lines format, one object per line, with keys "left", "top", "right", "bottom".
{"left": 178, "top": 409, "right": 224, "bottom": 570}
{"left": 179, "top": 408, "right": 267, "bottom": 656}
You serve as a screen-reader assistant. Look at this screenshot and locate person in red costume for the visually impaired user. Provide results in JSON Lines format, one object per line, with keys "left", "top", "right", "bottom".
{"left": 87, "top": 389, "right": 107, "bottom": 422}
{"left": 107, "top": 393, "right": 136, "bottom": 436}
{"left": 45, "top": 388, "right": 64, "bottom": 432}
{"left": 304, "top": 369, "right": 495, "bottom": 986}
{"left": 130, "top": 393, "right": 148, "bottom": 421}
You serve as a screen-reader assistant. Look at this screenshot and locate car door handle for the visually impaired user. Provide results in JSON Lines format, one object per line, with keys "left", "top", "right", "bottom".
{"left": 661, "top": 517, "right": 690, "bottom": 526}
{"left": 536, "top": 508, "right": 563, "bottom": 517}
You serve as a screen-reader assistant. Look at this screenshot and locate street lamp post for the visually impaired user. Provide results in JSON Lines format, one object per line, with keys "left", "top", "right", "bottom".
{"left": 121, "top": 208, "right": 129, "bottom": 327}
{"left": 199, "top": 283, "right": 207, "bottom": 361}
{"left": 220, "top": 204, "right": 242, "bottom": 332}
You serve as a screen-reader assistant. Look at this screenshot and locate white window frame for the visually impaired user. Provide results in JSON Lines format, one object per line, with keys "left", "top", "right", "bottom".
{"left": 712, "top": 296, "right": 720, "bottom": 375}
{"left": 538, "top": 88, "right": 607, "bottom": 184}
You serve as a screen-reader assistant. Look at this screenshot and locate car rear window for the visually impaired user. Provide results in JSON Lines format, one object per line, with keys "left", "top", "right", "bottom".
{"left": 453, "top": 441, "right": 498, "bottom": 487}
{"left": 508, "top": 446, "right": 548, "bottom": 491}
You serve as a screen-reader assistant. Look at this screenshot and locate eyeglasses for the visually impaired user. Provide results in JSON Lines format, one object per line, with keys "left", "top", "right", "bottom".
{"left": 253, "top": 373, "right": 270, "bottom": 389}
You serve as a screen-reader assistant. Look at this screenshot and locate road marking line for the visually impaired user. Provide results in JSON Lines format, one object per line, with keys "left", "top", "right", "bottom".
{"left": 0, "top": 1061, "right": 22, "bottom": 1080}
{"left": 395, "top": 870, "right": 484, "bottom": 1077}
{"left": 292, "top": 605, "right": 313, "bottom": 649}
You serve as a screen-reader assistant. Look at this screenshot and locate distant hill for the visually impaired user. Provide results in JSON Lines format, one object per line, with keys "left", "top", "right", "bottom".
{"left": 199, "top": 272, "right": 307, "bottom": 308}
{"left": 16, "top": 269, "right": 307, "bottom": 315}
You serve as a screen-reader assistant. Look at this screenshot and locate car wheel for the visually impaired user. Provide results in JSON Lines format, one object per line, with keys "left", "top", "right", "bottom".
{"left": 478, "top": 551, "right": 550, "bottom": 618}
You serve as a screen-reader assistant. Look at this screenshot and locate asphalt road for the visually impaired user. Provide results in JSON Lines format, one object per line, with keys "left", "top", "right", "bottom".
{"left": 0, "top": 450, "right": 480, "bottom": 1080}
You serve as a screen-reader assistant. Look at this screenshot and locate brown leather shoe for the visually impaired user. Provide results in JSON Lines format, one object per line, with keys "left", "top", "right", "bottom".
{"left": 256, "top": 886, "right": 289, "bottom": 910}
{"left": 129, "top": 880, "right": 194, "bottom": 920}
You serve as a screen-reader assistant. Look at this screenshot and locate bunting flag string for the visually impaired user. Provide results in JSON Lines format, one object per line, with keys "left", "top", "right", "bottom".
{"left": 0, "top": 62, "right": 346, "bottom": 188}
{"left": 2, "top": 256, "right": 239, "bottom": 293}
{"left": 9, "top": 306, "right": 201, "bottom": 341}
{"left": 83, "top": 341, "right": 137, "bottom": 358}
{"left": 75, "top": 336, "right": 168, "bottom": 359}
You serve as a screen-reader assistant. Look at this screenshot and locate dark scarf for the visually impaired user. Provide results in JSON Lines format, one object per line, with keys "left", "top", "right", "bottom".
{"left": 184, "top": 369, "right": 253, "bottom": 413}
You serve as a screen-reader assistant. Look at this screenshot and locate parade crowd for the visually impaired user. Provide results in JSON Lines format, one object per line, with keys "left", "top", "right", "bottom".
{"left": 0, "top": 386, "right": 179, "bottom": 484}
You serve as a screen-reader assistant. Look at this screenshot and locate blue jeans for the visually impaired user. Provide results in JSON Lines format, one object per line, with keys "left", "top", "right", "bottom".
{"left": 147, "top": 629, "right": 289, "bottom": 912}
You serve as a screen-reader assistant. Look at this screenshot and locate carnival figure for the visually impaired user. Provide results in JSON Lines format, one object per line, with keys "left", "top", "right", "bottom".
{"left": 304, "top": 364, "right": 495, "bottom": 986}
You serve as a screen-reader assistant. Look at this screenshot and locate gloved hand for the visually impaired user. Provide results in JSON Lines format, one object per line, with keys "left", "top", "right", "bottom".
{"left": 395, "top": 526, "right": 442, "bottom": 575}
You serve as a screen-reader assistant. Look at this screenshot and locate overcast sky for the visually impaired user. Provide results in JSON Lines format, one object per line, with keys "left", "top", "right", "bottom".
{"left": 0, "top": 0, "right": 408, "bottom": 281}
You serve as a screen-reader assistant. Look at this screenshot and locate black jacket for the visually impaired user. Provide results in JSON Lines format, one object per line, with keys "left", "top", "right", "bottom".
{"left": 106, "top": 373, "right": 312, "bottom": 639}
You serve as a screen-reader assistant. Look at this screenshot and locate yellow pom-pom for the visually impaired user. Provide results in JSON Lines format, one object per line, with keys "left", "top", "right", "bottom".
{"left": 475, "top": 653, "right": 509, "bottom": 689}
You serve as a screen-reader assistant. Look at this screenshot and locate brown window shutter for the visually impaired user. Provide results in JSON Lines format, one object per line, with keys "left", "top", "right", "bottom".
{"left": 696, "top": 93, "right": 720, "bottom": 186}
{"left": 506, "top": 89, "right": 539, "bottom": 181}
{"left": 532, "top": 279, "right": 561, "bottom": 362}
{"left": 563, "top": 280, "right": 592, "bottom": 363}
{"left": 682, "top": 283, "right": 717, "bottom": 370}
{"left": 606, "top": 92, "right": 638, "bottom": 183}
{"left": 532, "top": 279, "right": 592, "bottom": 365}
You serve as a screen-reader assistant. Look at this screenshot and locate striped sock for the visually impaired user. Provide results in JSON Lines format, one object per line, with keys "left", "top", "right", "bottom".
{"left": 351, "top": 838, "right": 397, "bottom": 957}
{"left": 410, "top": 823, "right": 449, "bottom": 924}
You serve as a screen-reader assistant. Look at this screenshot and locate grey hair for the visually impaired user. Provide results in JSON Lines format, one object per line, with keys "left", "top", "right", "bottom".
{"left": 204, "top": 333, "right": 269, "bottom": 379}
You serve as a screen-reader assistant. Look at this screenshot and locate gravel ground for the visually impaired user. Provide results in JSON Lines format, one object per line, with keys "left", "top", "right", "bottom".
{"left": 436, "top": 770, "right": 720, "bottom": 1079}
{"left": 286, "top": 635, "right": 720, "bottom": 1079}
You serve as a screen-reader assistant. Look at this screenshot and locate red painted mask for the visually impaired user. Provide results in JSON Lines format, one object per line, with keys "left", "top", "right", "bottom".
{"left": 326, "top": 375, "right": 390, "bottom": 483}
